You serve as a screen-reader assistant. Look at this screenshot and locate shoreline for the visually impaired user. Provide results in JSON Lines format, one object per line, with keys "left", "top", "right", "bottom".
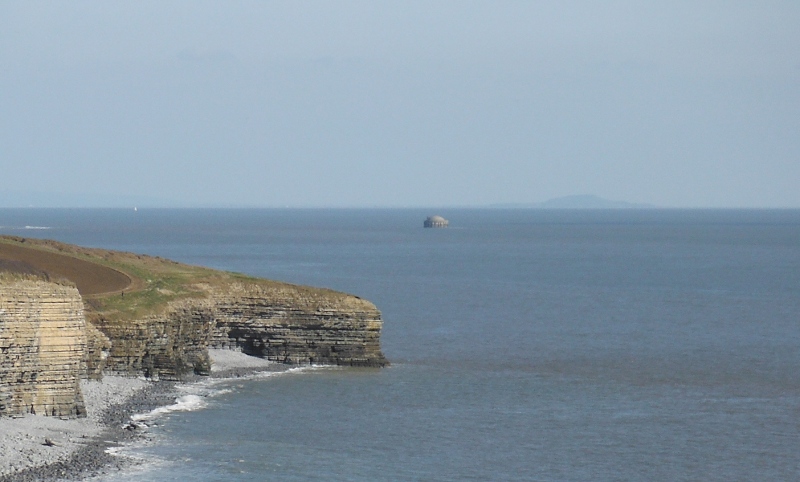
{"left": 0, "top": 350, "right": 286, "bottom": 481}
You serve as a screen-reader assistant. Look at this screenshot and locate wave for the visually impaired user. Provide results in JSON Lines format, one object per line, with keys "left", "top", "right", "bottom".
{"left": 127, "top": 365, "right": 334, "bottom": 426}
{"left": 95, "top": 446, "right": 170, "bottom": 482}
{"left": 250, "top": 364, "right": 330, "bottom": 379}
{"left": 0, "top": 225, "right": 52, "bottom": 230}
{"left": 130, "top": 394, "right": 207, "bottom": 422}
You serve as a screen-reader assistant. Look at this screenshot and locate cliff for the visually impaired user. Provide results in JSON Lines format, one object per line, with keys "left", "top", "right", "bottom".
{"left": 211, "top": 283, "right": 386, "bottom": 366}
{"left": 91, "top": 282, "right": 387, "bottom": 380}
{"left": 0, "top": 278, "right": 87, "bottom": 418}
{"left": 91, "top": 298, "right": 216, "bottom": 380}
{"left": 0, "top": 236, "right": 388, "bottom": 406}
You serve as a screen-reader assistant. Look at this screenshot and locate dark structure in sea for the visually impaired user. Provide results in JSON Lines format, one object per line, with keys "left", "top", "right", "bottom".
{"left": 424, "top": 215, "right": 449, "bottom": 228}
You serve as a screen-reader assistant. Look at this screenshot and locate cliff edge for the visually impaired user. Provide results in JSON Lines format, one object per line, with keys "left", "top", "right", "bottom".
{"left": 0, "top": 277, "right": 87, "bottom": 418}
{"left": 0, "top": 236, "right": 388, "bottom": 416}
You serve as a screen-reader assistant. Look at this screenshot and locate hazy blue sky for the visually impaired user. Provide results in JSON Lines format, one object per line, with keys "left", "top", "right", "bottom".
{"left": 1, "top": 1, "right": 798, "bottom": 207}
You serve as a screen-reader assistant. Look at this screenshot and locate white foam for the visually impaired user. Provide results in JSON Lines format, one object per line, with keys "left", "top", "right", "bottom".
{"left": 23, "top": 225, "right": 51, "bottom": 230}
{"left": 248, "top": 364, "right": 336, "bottom": 380}
{"left": 128, "top": 365, "right": 332, "bottom": 426}
{"left": 209, "top": 388, "right": 233, "bottom": 397}
{"left": 173, "top": 378, "right": 235, "bottom": 399}
{"left": 88, "top": 446, "right": 169, "bottom": 482}
{"left": 131, "top": 395, "right": 207, "bottom": 422}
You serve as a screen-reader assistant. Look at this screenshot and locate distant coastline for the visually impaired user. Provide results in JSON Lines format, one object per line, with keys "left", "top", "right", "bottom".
{"left": 490, "top": 195, "right": 655, "bottom": 209}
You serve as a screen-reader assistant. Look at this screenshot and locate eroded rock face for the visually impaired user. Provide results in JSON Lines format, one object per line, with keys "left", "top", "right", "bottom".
{"left": 91, "top": 282, "right": 388, "bottom": 380}
{"left": 84, "top": 321, "right": 111, "bottom": 380}
{"left": 91, "top": 300, "right": 215, "bottom": 380}
{"left": 1, "top": 240, "right": 389, "bottom": 412}
{"left": 211, "top": 283, "right": 388, "bottom": 367}
{"left": 0, "top": 280, "right": 87, "bottom": 418}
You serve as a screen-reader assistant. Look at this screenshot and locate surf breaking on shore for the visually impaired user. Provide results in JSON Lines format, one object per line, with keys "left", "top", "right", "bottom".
{"left": 0, "top": 350, "right": 294, "bottom": 481}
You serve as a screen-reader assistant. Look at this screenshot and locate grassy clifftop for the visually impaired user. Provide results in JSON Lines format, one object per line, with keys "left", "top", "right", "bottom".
{"left": 0, "top": 235, "right": 357, "bottom": 323}
{"left": 1, "top": 235, "right": 388, "bottom": 375}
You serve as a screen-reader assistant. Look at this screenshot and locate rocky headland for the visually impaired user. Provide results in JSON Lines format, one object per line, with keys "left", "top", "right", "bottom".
{"left": 0, "top": 235, "right": 387, "bottom": 479}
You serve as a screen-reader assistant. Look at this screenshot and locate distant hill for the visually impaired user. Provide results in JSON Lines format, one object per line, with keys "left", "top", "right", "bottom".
{"left": 0, "top": 190, "right": 187, "bottom": 208}
{"left": 491, "top": 195, "right": 655, "bottom": 209}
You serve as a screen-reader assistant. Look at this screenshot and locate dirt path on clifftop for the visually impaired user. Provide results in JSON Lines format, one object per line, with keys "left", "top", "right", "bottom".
{"left": 0, "top": 242, "right": 132, "bottom": 296}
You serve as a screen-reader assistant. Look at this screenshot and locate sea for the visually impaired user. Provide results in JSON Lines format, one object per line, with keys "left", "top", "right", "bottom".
{"left": 1, "top": 208, "right": 799, "bottom": 481}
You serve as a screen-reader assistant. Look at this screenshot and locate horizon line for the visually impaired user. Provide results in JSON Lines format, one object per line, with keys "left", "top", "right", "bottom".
{"left": 2, "top": 205, "right": 800, "bottom": 210}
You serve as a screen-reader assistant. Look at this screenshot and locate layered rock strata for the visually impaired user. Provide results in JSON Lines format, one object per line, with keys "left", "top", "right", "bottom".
{"left": 91, "top": 283, "right": 387, "bottom": 380}
{"left": 90, "top": 300, "right": 215, "bottom": 380}
{"left": 211, "top": 283, "right": 387, "bottom": 367}
{"left": 1, "top": 237, "right": 388, "bottom": 404}
{"left": 0, "top": 279, "right": 87, "bottom": 418}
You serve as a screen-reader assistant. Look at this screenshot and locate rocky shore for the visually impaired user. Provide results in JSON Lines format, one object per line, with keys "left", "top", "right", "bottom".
{"left": 0, "top": 238, "right": 388, "bottom": 479}
{"left": 0, "top": 350, "right": 286, "bottom": 481}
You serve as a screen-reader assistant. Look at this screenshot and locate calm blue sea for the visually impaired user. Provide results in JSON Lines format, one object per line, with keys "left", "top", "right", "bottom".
{"left": 2, "top": 208, "right": 799, "bottom": 481}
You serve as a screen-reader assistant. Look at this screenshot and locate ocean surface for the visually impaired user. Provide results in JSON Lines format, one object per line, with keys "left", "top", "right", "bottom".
{"left": 2, "top": 208, "right": 799, "bottom": 481}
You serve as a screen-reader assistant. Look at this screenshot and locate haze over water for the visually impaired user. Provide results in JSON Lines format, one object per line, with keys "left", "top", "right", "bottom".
{"left": 2, "top": 208, "right": 799, "bottom": 480}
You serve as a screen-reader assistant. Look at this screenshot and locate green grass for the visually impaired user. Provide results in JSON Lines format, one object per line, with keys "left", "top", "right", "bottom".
{"left": 1, "top": 235, "right": 363, "bottom": 324}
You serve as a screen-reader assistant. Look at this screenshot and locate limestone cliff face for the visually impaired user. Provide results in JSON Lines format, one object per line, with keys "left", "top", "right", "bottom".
{"left": 84, "top": 321, "right": 110, "bottom": 380}
{"left": 1, "top": 238, "right": 390, "bottom": 418}
{"left": 91, "top": 282, "right": 387, "bottom": 380}
{"left": 211, "top": 283, "right": 388, "bottom": 367}
{"left": 0, "top": 280, "right": 86, "bottom": 418}
{"left": 91, "top": 299, "right": 215, "bottom": 380}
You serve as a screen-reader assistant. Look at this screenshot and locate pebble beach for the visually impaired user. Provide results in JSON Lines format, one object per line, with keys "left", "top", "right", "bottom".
{"left": 0, "top": 350, "right": 279, "bottom": 481}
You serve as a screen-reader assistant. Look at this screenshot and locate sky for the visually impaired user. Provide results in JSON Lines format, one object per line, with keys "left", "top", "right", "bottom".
{"left": 1, "top": 1, "right": 798, "bottom": 208}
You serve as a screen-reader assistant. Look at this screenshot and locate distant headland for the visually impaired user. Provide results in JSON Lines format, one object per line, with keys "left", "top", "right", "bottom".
{"left": 490, "top": 195, "right": 655, "bottom": 209}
